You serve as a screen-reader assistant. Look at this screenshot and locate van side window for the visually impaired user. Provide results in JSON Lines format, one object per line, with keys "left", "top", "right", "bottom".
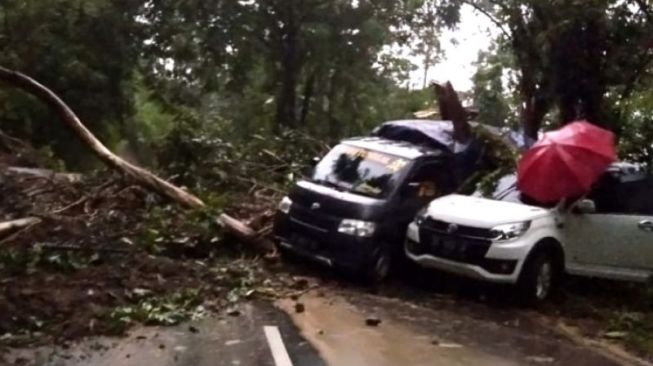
{"left": 408, "top": 162, "right": 449, "bottom": 199}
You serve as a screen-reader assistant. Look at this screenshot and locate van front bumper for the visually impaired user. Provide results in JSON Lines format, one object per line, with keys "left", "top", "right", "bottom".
{"left": 273, "top": 213, "right": 380, "bottom": 274}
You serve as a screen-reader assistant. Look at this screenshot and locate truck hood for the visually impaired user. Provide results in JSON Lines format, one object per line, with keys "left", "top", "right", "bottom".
{"left": 426, "top": 194, "right": 551, "bottom": 228}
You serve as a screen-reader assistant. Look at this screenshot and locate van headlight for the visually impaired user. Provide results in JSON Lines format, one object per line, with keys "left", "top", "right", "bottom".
{"left": 414, "top": 207, "right": 428, "bottom": 225}
{"left": 338, "top": 219, "right": 376, "bottom": 237}
{"left": 490, "top": 221, "right": 531, "bottom": 242}
{"left": 278, "top": 196, "right": 292, "bottom": 214}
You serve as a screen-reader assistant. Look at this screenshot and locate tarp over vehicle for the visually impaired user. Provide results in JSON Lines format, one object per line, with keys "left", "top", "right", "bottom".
{"left": 372, "top": 120, "right": 455, "bottom": 152}
{"left": 372, "top": 120, "right": 485, "bottom": 183}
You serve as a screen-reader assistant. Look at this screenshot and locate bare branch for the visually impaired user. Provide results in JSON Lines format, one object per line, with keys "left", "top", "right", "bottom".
{"left": 461, "top": 0, "right": 512, "bottom": 40}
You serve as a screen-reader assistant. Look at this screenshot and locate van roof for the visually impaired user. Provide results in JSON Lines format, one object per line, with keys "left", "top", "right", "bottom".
{"left": 341, "top": 137, "right": 446, "bottom": 160}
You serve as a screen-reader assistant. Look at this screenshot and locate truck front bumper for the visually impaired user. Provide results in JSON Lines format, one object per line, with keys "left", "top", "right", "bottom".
{"left": 405, "top": 222, "right": 524, "bottom": 284}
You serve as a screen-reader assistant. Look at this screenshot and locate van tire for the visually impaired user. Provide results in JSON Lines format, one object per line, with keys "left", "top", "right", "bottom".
{"left": 362, "top": 244, "right": 392, "bottom": 283}
{"left": 517, "top": 248, "right": 560, "bottom": 305}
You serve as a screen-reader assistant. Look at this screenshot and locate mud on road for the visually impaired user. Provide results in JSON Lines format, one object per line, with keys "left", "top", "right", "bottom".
{"left": 6, "top": 269, "right": 651, "bottom": 366}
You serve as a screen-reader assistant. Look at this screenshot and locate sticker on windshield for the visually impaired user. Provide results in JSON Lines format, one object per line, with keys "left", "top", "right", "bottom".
{"left": 342, "top": 146, "right": 407, "bottom": 172}
{"left": 387, "top": 159, "right": 408, "bottom": 172}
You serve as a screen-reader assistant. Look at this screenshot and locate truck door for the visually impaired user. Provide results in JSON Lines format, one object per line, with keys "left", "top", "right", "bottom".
{"left": 565, "top": 174, "right": 653, "bottom": 270}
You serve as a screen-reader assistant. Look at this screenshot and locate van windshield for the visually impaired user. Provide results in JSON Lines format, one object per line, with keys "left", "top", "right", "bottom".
{"left": 312, "top": 144, "right": 410, "bottom": 198}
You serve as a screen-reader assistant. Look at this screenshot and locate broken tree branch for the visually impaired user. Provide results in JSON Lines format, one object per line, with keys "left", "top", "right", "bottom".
{"left": 0, "top": 217, "right": 41, "bottom": 238}
{"left": 217, "top": 214, "right": 276, "bottom": 253}
{"left": 434, "top": 81, "right": 472, "bottom": 143}
{"left": 0, "top": 66, "right": 205, "bottom": 209}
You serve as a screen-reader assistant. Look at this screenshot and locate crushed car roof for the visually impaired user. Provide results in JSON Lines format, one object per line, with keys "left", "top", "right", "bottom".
{"left": 342, "top": 137, "right": 446, "bottom": 160}
{"left": 371, "top": 120, "right": 455, "bottom": 151}
{"left": 371, "top": 119, "right": 519, "bottom": 152}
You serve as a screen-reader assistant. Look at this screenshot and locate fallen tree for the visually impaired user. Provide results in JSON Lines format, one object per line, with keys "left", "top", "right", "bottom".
{"left": 0, "top": 66, "right": 205, "bottom": 209}
{"left": 0, "top": 66, "right": 280, "bottom": 253}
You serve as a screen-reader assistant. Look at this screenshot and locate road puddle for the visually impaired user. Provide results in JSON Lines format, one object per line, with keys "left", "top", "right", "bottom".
{"left": 278, "top": 293, "right": 518, "bottom": 366}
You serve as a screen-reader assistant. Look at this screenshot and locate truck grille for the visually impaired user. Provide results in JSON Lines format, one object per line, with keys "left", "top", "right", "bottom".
{"left": 422, "top": 218, "right": 495, "bottom": 240}
{"left": 415, "top": 228, "right": 492, "bottom": 265}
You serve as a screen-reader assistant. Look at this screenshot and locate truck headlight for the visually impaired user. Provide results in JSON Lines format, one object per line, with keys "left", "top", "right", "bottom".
{"left": 278, "top": 196, "right": 292, "bottom": 214}
{"left": 338, "top": 219, "right": 376, "bottom": 238}
{"left": 490, "top": 221, "right": 531, "bottom": 242}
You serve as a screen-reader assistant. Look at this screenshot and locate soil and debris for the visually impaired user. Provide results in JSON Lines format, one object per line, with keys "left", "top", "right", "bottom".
{"left": 0, "top": 138, "right": 302, "bottom": 352}
{"left": 0, "top": 132, "right": 652, "bottom": 364}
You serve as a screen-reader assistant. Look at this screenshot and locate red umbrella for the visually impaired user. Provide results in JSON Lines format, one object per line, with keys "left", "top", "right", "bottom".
{"left": 517, "top": 121, "right": 617, "bottom": 203}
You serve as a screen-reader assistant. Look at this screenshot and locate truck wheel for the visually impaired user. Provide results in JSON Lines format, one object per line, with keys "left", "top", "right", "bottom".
{"left": 517, "top": 249, "right": 558, "bottom": 305}
{"left": 363, "top": 245, "right": 392, "bottom": 283}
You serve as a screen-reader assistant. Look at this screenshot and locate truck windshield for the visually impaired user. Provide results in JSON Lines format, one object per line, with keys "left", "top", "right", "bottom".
{"left": 312, "top": 143, "right": 410, "bottom": 198}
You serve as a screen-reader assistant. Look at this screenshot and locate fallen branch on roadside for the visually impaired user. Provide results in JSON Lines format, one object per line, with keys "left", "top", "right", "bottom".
{"left": 0, "top": 217, "right": 41, "bottom": 238}
{"left": 7, "top": 166, "right": 83, "bottom": 183}
{"left": 217, "top": 213, "right": 276, "bottom": 253}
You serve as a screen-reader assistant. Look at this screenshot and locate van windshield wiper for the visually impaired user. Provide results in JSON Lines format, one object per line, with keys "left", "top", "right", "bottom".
{"left": 314, "top": 178, "right": 345, "bottom": 191}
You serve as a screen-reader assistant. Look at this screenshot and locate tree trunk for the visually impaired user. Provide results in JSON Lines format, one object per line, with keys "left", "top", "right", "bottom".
{"left": 274, "top": 0, "right": 300, "bottom": 130}
{"left": 434, "top": 82, "right": 472, "bottom": 143}
{"left": 523, "top": 96, "right": 550, "bottom": 142}
{"left": 299, "top": 71, "right": 316, "bottom": 127}
{"left": 0, "top": 66, "right": 205, "bottom": 209}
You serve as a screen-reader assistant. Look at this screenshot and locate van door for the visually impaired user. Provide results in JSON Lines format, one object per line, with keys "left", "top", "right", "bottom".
{"left": 389, "top": 159, "right": 452, "bottom": 228}
{"left": 565, "top": 174, "right": 653, "bottom": 270}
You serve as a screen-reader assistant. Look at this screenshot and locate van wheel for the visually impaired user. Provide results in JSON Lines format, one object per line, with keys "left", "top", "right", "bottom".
{"left": 517, "top": 249, "right": 558, "bottom": 305}
{"left": 363, "top": 245, "right": 392, "bottom": 283}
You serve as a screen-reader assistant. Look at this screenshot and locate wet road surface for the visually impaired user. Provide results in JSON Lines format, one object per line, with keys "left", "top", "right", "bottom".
{"left": 7, "top": 284, "right": 640, "bottom": 366}
{"left": 280, "top": 288, "right": 632, "bottom": 366}
{"left": 7, "top": 301, "right": 325, "bottom": 366}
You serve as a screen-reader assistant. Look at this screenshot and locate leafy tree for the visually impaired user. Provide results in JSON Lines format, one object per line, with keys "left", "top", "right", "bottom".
{"left": 464, "top": 0, "right": 653, "bottom": 142}
{"left": 0, "top": 0, "right": 144, "bottom": 167}
{"left": 140, "top": 0, "right": 452, "bottom": 137}
{"left": 472, "top": 43, "right": 516, "bottom": 128}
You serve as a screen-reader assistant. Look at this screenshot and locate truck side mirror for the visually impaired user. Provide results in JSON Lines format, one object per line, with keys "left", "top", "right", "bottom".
{"left": 574, "top": 199, "right": 596, "bottom": 214}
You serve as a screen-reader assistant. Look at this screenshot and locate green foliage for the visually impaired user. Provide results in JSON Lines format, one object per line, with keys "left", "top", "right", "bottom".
{"left": 108, "top": 288, "right": 206, "bottom": 330}
{"left": 467, "top": 0, "right": 653, "bottom": 156}
{"left": 616, "top": 89, "right": 653, "bottom": 167}
{"left": 3, "top": 0, "right": 653, "bottom": 176}
{"left": 607, "top": 310, "right": 653, "bottom": 356}
{"left": 139, "top": 0, "right": 450, "bottom": 137}
{"left": 137, "top": 204, "right": 224, "bottom": 258}
{"left": 458, "top": 126, "right": 517, "bottom": 196}
{"left": 0, "top": 0, "right": 144, "bottom": 168}
{"left": 472, "top": 44, "right": 517, "bottom": 129}
{"left": 155, "top": 115, "right": 329, "bottom": 196}
{"left": 0, "top": 244, "right": 101, "bottom": 275}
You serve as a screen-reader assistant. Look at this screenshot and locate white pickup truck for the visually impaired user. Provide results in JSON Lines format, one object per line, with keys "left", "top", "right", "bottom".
{"left": 405, "top": 163, "right": 653, "bottom": 303}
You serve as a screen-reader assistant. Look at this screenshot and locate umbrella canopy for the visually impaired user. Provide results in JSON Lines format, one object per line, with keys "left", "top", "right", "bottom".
{"left": 517, "top": 121, "right": 618, "bottom": 203}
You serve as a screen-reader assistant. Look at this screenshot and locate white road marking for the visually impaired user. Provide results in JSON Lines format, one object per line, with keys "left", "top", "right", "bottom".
{"left": 264, "top": 325, "right": 294, "bottom": 366}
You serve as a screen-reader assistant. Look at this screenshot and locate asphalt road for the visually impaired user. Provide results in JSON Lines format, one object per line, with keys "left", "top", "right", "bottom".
{"left": 7, "top": 283, "right": 640, "bottom": 366}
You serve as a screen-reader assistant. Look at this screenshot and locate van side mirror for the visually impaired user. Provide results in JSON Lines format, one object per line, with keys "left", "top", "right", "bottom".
{"left": 309, "top": 156, "right": 321, "bottom": 167}
{"left": 401, "top": 182, "right": 421, "bottom": 197}
{"left": 574, "top": 199, "right": 596, "bottom": 214}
